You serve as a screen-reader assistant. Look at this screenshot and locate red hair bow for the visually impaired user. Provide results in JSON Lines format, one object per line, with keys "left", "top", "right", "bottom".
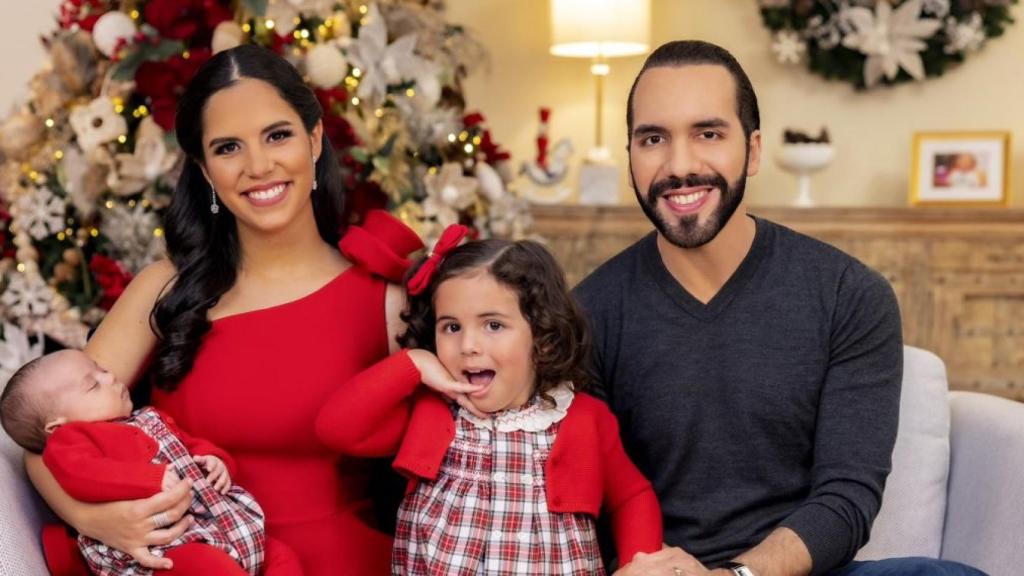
{"left": 407, "top": 224, "right": 471, "bottom": 295}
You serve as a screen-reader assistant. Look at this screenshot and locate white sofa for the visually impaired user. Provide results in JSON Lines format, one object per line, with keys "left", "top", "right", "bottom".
{"left": 1, "top": 347, "right": 1022, "bottom": 574}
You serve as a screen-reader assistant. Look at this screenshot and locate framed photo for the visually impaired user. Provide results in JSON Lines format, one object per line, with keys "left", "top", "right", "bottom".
{"left": 910, "top": 132, "right": 1011, "bottom": 206}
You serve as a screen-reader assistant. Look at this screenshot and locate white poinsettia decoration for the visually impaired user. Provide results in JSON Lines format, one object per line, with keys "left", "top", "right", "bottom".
{"left": 69, "top": 97, "right": 128, "bottom": 153}
{"left": 347, "top": 3, "right": 436, "bottom": 108}
{"left": 14, "top": 186, "right": 66, "bottom": 240}
{"left": 0, "top": 322, "right": 44, "bottom": 387}
{"left": 109, "top": 117, "right": 180, "bottom": 196}
{"left": 1, "top": 272, "right": 52, "bottom": 319}
{"left": 841, "top": 0, "right": 943, "bottom": 87}
{"left": 422, "top": 162, "right": 478, "bottom": 228}
{"left": 944, "top": 13, "right": 986, "bottom": 54}
{"left": 772, "top": 30, "right": 806, "bottom": 64}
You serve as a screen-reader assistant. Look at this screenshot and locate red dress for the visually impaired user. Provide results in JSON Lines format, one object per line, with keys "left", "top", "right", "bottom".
{"left": 152, "top": 211, "right": 422, "bottom": 576}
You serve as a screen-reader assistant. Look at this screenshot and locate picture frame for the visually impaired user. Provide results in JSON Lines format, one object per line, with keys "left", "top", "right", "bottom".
{"left": 910, "top": 131, "right": 1011, "bottom": 206}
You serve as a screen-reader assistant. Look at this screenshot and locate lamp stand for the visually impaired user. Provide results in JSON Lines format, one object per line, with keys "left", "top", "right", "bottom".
{"left": 579, "top": 56, "right": 619, "bottom": 204}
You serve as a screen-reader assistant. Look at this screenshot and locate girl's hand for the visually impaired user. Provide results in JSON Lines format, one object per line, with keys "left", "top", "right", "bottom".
{"left": 194, "top": 455, "right": 231, "bottom": 494}
{"left": 84, "top": 479, "right": 195, "bottom": 570}
{"left": 407, "top": 349, "right": 488, "bottom": 418}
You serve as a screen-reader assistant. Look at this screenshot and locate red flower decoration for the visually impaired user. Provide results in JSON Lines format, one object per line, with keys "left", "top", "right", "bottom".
{"left": 134, "top": 48, "right": 211, "bottom": 130}
{"left": 144, "top": 0, "right": 232, "bottom": 45}
{"left": 89, "top": 254, "right": 133, "bottom": 310}
{"left": 58, "top": 0, "right": 111, "bottom": 32}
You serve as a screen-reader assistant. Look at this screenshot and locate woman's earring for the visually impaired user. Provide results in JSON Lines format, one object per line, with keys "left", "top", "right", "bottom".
{"left": 210, "top": 186, "right": 220, "bottom": 215}
{"left": 312, "top": 156, "right": 318, "bottom": 191}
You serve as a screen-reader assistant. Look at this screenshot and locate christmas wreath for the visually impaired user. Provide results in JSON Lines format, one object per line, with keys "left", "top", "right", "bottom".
{"left": 759, "top": 0, "right": 1018, "bottom": 89}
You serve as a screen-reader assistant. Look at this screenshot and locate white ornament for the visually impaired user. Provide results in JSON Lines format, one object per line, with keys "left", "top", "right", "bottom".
{"left": 70, "top": 97, "right": 128, "bottom": 153}
{"left": 0, "top": 272, "right": 52, "bottom": 319}
{"left": 841, "top": 0, "right": 942, "bottom": 87}
{"left": 13, "top": 186, "right": 66, "bottom": 241}
{"left": 306, "top": 44, "right": 348, "bottom": 88}
{"left": 474, "top": 162, "right": 505, "bottom": 202}
{"left": 212, "top": 21, "right": 244, "bottom": 54}
{"left": 944, "top": 14, "right": 986, "bottom": 54}
{"left": 0, "top": 322, "right": 44, "bottom": 387}
{"left": 772, "top": 30, "right": 806, "bottom": 64}
{"left": 91, "top": 11, "right": 136, "bottom": 57}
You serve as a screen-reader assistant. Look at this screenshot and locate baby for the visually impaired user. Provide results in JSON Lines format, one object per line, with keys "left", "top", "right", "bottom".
{"left": 0, "top": 349, "right": 266, "bottom": 576}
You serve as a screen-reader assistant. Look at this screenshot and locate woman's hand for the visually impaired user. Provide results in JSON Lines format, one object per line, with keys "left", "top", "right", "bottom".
{"left": 83, "top": 479, "right": 194, "bottom": 570}
{"left": 407, "top": 349, "right": 488, "bottom": 418}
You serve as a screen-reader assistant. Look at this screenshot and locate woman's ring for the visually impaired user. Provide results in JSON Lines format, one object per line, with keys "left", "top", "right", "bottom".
{"left": 673, "top": 568, "right": 682, "bottom": 576}
{"left": 151, "top": 512, "right": 170, "bottom": 529}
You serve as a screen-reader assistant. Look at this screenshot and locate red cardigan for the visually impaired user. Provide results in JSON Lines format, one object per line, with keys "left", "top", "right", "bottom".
{"left": 315, "top": 350, "right": 663, "bottom": 564}
{"left": 41, "top": 408, "right": 237, "bottom": 576}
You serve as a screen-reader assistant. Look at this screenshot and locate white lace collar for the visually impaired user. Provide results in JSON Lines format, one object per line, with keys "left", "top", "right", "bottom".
{"left": 458, "top": 384, "right": 574, "bottom": 432}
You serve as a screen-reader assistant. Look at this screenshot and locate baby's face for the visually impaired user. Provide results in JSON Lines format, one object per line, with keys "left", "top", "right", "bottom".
{"left": 39, "top": 350, "right": 133, "bottom": 425}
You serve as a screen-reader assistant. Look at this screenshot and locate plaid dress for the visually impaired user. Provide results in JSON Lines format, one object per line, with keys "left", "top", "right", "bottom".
{"left": 78, "top": 408, "right": 266, "bottom": 576}
{"left": 392, "top": 387, "right": 603, "bottom": 575}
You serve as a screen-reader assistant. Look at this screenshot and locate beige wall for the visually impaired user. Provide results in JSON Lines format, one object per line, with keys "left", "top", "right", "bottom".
{"left": 448, "top": 0, "right": 1024, "bottom": 207}
{"left": 0, "top": 0, "right": 61, "bottom": 115}
{"left": 3, "top": 1, "right": 1021, "bottom": 207}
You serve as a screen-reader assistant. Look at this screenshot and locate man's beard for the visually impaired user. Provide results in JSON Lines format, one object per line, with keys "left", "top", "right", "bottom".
{"left": 632, "top": 159, "right": 748, "bottom": 249}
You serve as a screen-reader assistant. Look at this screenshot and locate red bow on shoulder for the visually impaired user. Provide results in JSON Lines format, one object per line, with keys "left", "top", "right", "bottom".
{"left": 407, "top": 224, "right": 471, "bottom": 295}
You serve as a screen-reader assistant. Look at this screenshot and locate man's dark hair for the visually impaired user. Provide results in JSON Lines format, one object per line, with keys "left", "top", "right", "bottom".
{"left": 1, "top": 356, "right": 51, "bottom": 453}
{"left": 626, "top": 40, "right": 760, "bottom": 142}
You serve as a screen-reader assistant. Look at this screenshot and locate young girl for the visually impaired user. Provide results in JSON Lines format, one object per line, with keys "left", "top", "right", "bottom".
{"left": 315, "top": 225, "right": 662, "bottom": 575}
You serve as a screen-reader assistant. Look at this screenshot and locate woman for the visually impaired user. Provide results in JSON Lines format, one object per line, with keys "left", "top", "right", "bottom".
{"left": 26, "top": 45, "right": 421, "bottom": 575}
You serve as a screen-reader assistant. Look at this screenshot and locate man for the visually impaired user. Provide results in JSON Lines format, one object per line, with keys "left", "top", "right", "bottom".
{"left": 573, "top": 40, "right": 985, "bottom": 576}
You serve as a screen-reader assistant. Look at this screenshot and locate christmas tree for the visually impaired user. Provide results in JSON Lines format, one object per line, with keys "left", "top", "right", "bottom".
{"left": 0, "top": 0, "right": 528, "bottom": 365}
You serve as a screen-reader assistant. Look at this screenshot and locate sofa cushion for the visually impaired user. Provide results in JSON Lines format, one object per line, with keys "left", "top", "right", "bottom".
{"left": 855, "top": 346, "right": 949, "bottom": 560}
{"left": 0, "top": 422, "right": 52, "bottom": 575}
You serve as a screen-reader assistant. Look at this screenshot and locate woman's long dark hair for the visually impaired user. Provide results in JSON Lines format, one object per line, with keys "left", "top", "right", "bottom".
{"left": 150, "top": 45, "right": 346, "bottom": 389}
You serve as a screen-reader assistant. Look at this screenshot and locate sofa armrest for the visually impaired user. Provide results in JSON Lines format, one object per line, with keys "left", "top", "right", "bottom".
{"left": 0, "top": 431, "right": 54, "bottom": 575}
{"left": 941, "top": 391, "right": 1024, "bottom": 575}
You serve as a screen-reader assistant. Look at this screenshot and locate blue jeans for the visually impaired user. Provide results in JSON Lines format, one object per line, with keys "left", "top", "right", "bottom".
{"left": 830, "top": 557, "right": 988, "bottom": 575}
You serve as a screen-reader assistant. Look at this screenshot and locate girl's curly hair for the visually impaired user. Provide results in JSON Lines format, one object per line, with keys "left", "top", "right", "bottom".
{"left": 398, "top": 239, "right": 591, "bottom": 402}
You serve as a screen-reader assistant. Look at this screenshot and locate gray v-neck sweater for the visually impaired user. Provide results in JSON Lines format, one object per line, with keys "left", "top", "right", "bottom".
{"left": 573, "top": 216, "right": 902, "bottom": 574}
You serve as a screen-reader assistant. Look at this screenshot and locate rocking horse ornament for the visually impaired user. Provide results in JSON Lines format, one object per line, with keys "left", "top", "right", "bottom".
{"left": 520, "top": 108, "right": 574, "bottom": 204}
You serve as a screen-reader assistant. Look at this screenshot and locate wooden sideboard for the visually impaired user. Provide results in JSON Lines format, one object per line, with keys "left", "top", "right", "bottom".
{"left": 530, "top": 204, "right": 1024, "bottom": 401}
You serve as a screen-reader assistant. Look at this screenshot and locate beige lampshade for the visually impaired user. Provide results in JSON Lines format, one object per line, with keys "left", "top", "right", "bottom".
{"left": 549, "top": 0, "right": 650, "bottom": 58}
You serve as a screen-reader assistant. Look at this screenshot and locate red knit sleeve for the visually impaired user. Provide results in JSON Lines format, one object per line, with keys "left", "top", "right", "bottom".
{"left": 315, "top": 350, "right": 422, "bottom": 456}
{"left": 43, "top": 424, "right": 165, "bottom": 502}
{"left": 597, "top": 404, "right": 664, "bottom": 564}
{"left": 152, "top": 408, "right": 238, "bottom": 478}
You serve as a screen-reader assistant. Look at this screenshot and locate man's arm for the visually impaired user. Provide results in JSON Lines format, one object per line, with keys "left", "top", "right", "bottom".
{"left": 776, "top": 261, "right": 903, "bottom": 574}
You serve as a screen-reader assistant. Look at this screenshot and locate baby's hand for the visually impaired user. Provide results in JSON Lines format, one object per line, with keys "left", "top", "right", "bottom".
{"left": 161, "top": 466, "right": 181, "bottom": 492}
{"left": 194, "top": 455, "right": 231, "bottom": 494}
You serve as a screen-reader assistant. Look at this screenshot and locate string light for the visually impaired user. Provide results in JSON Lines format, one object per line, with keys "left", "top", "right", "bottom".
{"left": 182, "top": 50, "right": 191, "bottom": 59}
{"left": 359, "top": 5, "right": 369, "bottom": 14}
{"left": 472, "top": 136, "right": 482, "bottom": 146}
{"left": 90, "top": 228, "right": 99, "bottom": 238}
{"left": 447, "top": 133, "right": 456, "bottom": 143}
{"left": 130, "top": 9, "right": 140, "bottom": 20}
{"left": 243, "top": 23, "right": 252, "bottom": 33}
{"left": 54, "top": 150, "right": 63, "bottom": 160}
{"left": 113, "top": 97, "right": 125, "bottom": 114}
{"left": 351, "top": 97, "right": 360, "bottom": 106}
{"left": 352, "top": 68, "right": 362, "bottom": 78}
{"left": 374, "top": 108, "right": 384, "bottom": 118}
{"left": 16, "top": 263, "right": 25, "bottom": 273}
{"left": 117, "top": 134, "right": 127, "bottom": 144}
{"left": 266, "top": 19, "right": 276, "bottom": 30}
{"left": 105, "top": 200, "right": 114, "bottom": 209}
{"left": 458, "top": 131, "right": 469, "bottom": 142}
{"left": 44, "top": 118, "right": 55, "bottom": 128}
{"left": 463, "top": 144, "right": 473, "bottom": 154}
{"left": 57, "top": 232, "right": 66, "bottom": 241}
{"left": 405, "top": 88, "right": 415, "bottom": 98}
{"left": 128, "top": 199, "right": 136, "bottom": 208}
{"left": 153, "top": 227, "right": 164, "bottom": 238}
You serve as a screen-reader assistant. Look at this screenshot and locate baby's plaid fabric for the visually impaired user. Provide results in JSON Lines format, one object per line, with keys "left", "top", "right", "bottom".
{"left": 392, "top": 401, "right": 603, "bottom": 575}
{"left": 79, "top": 408, "right": 265, "bottom": 575}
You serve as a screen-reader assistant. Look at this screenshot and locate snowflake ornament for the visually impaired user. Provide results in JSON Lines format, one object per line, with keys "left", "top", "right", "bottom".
{"left": 0, "top": 322, "right": 44, "bottom": 387}
{"left": 772, "top": 30, "right": 806, "bottom": 64}
{"left": 1, "top": 272, "right": 53, "bottom": 319}
{"left": 944, "top": 14, "right": 987, "bottom": 54}
{"left": 13, "top": 186, "right": 66, "bottom": 240}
